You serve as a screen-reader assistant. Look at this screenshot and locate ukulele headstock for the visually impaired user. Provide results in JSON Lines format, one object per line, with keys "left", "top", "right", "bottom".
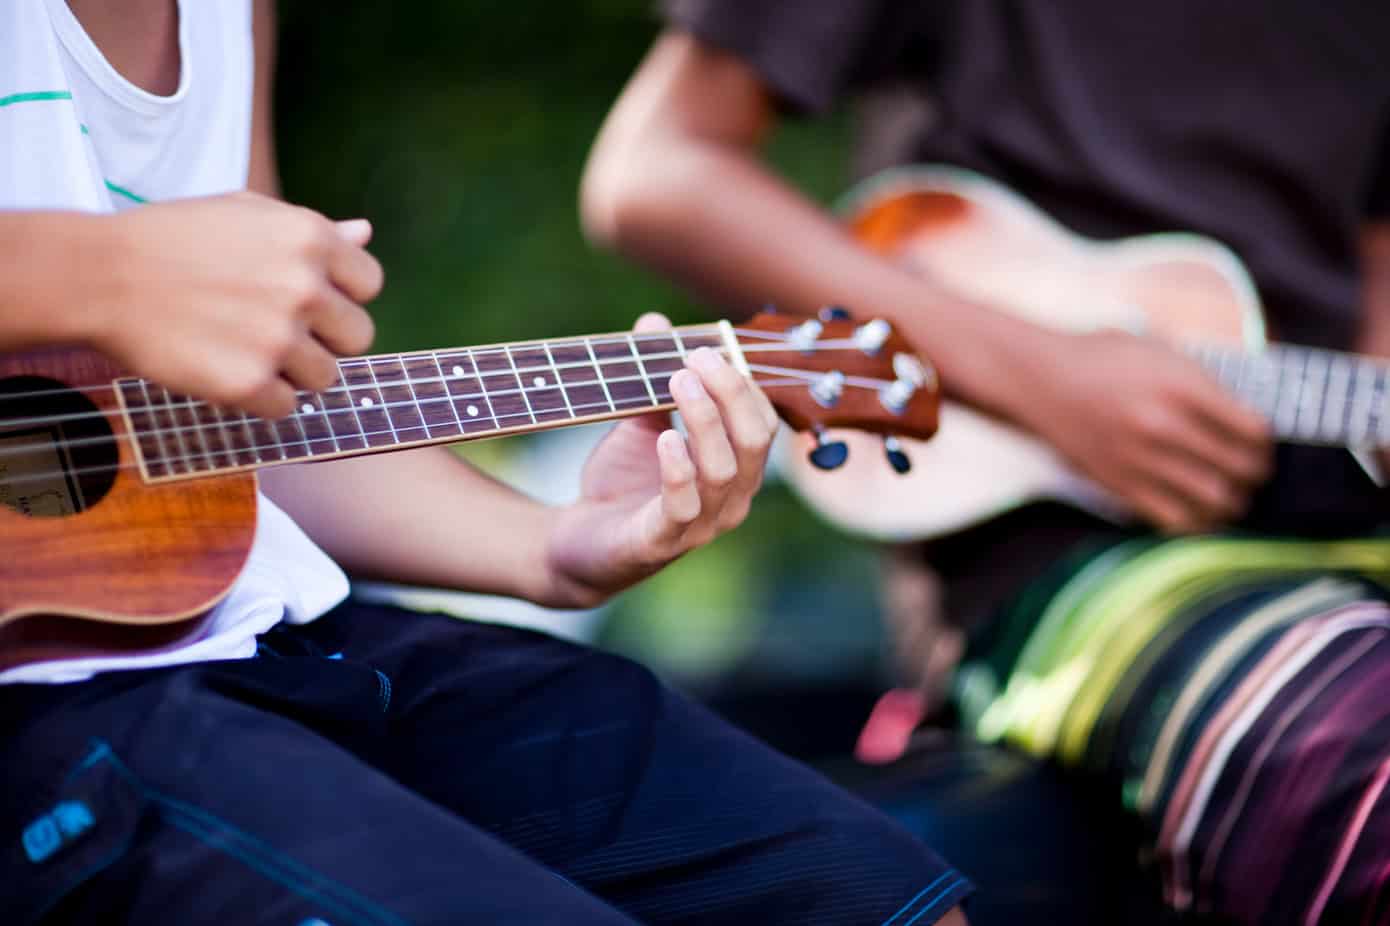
{"left": 735, "top": 307, "right": 940, "bottom": 472}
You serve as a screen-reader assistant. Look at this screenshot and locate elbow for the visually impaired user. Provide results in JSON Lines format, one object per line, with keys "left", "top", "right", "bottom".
{"left": 579, "top": 147, "right": 655, "bottom": 256}
{"left": 580, "top": 135, "right": 710, "bottom": 258}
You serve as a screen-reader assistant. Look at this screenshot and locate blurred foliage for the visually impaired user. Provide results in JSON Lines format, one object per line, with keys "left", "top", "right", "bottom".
{"left": 275, "top": 1, "right": 888, "bottom": 687}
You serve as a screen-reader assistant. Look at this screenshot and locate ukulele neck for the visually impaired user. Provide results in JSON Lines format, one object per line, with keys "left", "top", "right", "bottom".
{"left": 1189, "top": 342, "right": 1390, "bottom": 447}
{"left": 117, "top": 323, "right": 739, "bottom": 482}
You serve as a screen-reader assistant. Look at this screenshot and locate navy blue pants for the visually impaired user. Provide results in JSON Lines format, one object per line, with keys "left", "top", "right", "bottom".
{"left": 0, "top": 602, "right": 969, "bottom": 925}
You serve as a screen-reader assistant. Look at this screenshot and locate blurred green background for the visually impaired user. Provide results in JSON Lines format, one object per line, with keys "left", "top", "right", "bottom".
{"left": 275, "top": 2, "right": 890, "bottom": 743}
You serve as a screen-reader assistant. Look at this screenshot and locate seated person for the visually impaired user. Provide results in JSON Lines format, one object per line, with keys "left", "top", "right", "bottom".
{"left": 0, "top": 2, "right": 971, "bottom": 923}
{"left": 582, "top": 1, "right": 1390, "bottom": 922}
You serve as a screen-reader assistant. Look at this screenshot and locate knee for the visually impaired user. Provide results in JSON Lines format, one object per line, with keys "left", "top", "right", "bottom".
{"left": 781, "top": 805, "right": 972, "bottom": 923}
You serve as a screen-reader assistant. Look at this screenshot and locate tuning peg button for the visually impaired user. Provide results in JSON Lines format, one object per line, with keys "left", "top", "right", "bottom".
{"left": 854, "top": 319, "right": 892, "bottom": 354}
{"left": 788, "top": 319, "right": 824, "bottom": 353}
{"left": 884, "top": 436, "right": 911, "bottom": 474}
{"left": 808, "top": 430, "right": 849, "bottom": 471}
{"left": 810, "top": 371, "right": 845, "bottom": 408}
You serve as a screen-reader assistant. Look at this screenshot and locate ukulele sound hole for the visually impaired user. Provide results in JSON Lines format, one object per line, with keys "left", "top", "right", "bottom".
{"left": 0, "top": 376, "right": 118, "bottom": 518}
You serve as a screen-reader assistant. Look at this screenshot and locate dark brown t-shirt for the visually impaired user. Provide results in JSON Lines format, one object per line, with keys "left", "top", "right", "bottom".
{"left": 662, "top": 0, "right": 1390, "bottom": 613}
{"left": 666, "top": 0, "right": 1390, "bottom": 351}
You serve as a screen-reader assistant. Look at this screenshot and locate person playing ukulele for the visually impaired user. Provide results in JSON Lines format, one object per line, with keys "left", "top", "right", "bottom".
{"left": 0, "top": 2, "right": 971, "bottom": 923}
{"left": 583, "top": 2, "right": 1390, "bottom": 922}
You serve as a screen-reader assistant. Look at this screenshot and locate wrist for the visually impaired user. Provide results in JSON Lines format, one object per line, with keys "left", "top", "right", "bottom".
{"left": 512, "top": 502, "right": 609, "bottom": 611}
{"left": 41, "top": 212, "right": 129, "bottom": 350}
{"left": 1, "top": 212, "right": 116, "bottom": 349}
{"left": 912, "top": 293, "right": 1062, "bottom": 427}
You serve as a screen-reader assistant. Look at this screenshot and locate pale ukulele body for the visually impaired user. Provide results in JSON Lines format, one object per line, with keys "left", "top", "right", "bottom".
{"left": 784, "top": 166, "right": 1272, "bottom": 541}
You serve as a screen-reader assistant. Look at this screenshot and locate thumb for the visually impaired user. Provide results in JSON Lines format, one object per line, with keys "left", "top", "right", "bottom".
{"left": 335, "top": 218, "right": 373, "bottom": 248}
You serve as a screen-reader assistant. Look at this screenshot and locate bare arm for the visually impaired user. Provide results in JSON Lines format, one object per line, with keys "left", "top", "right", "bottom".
{"left": 582, "top": 33, "right": 1035, "bottom": 420}
{"left": 246, "top": 0, "right": 557, "bottom": 601}
{"left": 583, "top": 31, "right": 1271, "bottom": 532}
{"left": 0, "top": 1, "right": 378, "bottom": 419}
{"left": 0, "top": 212, "right": 118, "bottom": 352}
{"left": 1357, "top": 223, "right": 1390, "bottom": 355}
{"left": 254, "top": 7, "right": 776, "bottom": 607}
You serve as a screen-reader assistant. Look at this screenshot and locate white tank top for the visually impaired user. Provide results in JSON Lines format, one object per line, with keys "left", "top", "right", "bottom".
{"left": 0, "top": 0, "right": 349, "bottom": 683}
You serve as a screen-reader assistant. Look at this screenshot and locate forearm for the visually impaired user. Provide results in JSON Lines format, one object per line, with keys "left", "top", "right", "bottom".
{"left": 0, "top": 211, "right": 116, "bottom": 351}
{"left": 586, "top": 137, "right": 1047, "bottom": 418}
{"left": 258, "top": 448, "right": 572, "bottom": 606}
{"left": 1357, "top": 224, "right": 1390, "bottom": 356}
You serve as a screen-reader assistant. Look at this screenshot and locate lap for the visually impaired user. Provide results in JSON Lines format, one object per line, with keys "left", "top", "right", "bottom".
{"left": 1, "top": 601, "right": 966, "bottom": 925}
{"left": 964, "top": 535, "right": 1390, "bottom": 924}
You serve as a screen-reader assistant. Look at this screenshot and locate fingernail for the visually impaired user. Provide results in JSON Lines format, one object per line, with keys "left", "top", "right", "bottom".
{"left": 658, "top": 429, "right": 688, "bottom": 462}
{"left": 689, "top": 347, "right": 723, "bottom": 372}
{"left": 335, "top": 218, "right": 372, "bottom": 241}
{"left": 672, "top": 369, "right": 705, "bottom": 400}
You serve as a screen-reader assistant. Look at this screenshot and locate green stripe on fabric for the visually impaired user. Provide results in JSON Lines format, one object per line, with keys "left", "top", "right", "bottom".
{"left": 80, "top": 123, "right": 89, "bottom": 135}
{"left": 104, "top": 180, "right": 147, "bottom": 204}
{"left": 0, "top": 90, "right": 73, "bottom": 108}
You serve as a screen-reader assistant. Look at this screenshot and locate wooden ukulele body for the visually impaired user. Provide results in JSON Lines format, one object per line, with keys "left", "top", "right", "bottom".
{"left": 783, "top": 166, "right": 1266, "bottom": 541}
{"left": 0, "top": 347, "right": 255, "bottom": 664}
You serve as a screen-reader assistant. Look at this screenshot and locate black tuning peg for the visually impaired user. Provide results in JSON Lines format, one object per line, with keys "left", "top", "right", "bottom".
{"left": 819, "top": 305, "right": 852, "bottom": 322}
{"left": 884, "top": 436, "right": 911, "bottom": 474}
{"left": 809, "top": 430, "right": 849, "bottom": 471}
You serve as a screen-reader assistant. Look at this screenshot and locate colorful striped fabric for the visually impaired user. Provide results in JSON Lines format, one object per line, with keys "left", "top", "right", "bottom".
{"left": 955, "top": 535, "right": 1390, "bottom": 924}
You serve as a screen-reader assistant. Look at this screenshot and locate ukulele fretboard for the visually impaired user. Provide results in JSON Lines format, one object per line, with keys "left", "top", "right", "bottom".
{"left": 117, "top": 326, "right": 729, "bottom": 480}
{"left": 1189, "top": 343, "right": 1390, "bottom": 447}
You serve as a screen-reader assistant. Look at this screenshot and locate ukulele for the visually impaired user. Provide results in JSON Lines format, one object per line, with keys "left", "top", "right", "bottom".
{"left": 0, "top": 312, "right": 938, "bottom": 668}
{"left": 784, "top": 165, "right": 1389, "bottom": 541}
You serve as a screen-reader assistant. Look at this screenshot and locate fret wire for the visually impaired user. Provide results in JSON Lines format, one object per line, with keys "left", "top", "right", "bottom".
{"left": 209, "top": 404, "right": 243, "bottom": 467}
{"left": 585, "top": 337, "right": 617, "bottom": 412}
{"left": 1288, "top": 349, "right": 1310, "bottom": 440}
{"left": 1271, "top": 352, "right": 1298, "bottom": 438}
{"left": 1372, "top": 366, "right": 1389, "bottom": 447}
{"left": 137, "top": 379, "right": 176, "bottom": 475}
{"left": 235, "top": 413, "right": 262, "bottom": 463}
{"left": 1306, "top": 350, "right": 1328, "bottom": 444}
{"left": 399, "top": 356, "right": 431, "bottom": 439}
{"left": 467, "top": 350, "right": 501, "bottom": 430}
{"left": 118, "top": 380, "right": 164, "bottom": 478}
{"left": 503, "top": 345, "right": 538, "bottom": 425}
{"left": 1326, "top": 352, "right": 1351, "bottom": 444}
{"left": 628, "top": 335, "right": 659, "bottom": 405}
{"left": 160, "top": 388, "right": 198, "bottom": 471}
{"left": 432, "top": 351, "right": 467, "bottom": 434}
{"left": 671, "top": 328, "right": 689, "bottom": 360}
{"left": 316, "top": 394, "right": 342, "bottom": 454}
{"left": 193, "top": 400, "right": 227, "bottom": 469}
{"left": 1231, "top": 352, "right": 1252, "bottom": 408}
{"left": 291, "top": 400, "right": 318, "bottom": 453}
{"left": 339, "top": 363, "right": 373, "bottom": 445}
{"left": 364, "top": 359, "right": 399, "bottom": 443}
{"left": 543, "top": 342, "right": 575, "bottom": 419}
{"left": 1351, "top": 356, "right": 1375, "bottom": 446}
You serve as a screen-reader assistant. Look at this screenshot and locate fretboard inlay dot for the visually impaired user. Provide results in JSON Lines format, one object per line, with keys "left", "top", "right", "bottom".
{"left": 467, "top": 404, "right": 479, "bottom": 417}
{"left": 360, "top": 397, "right": 373, "bottom": 408}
